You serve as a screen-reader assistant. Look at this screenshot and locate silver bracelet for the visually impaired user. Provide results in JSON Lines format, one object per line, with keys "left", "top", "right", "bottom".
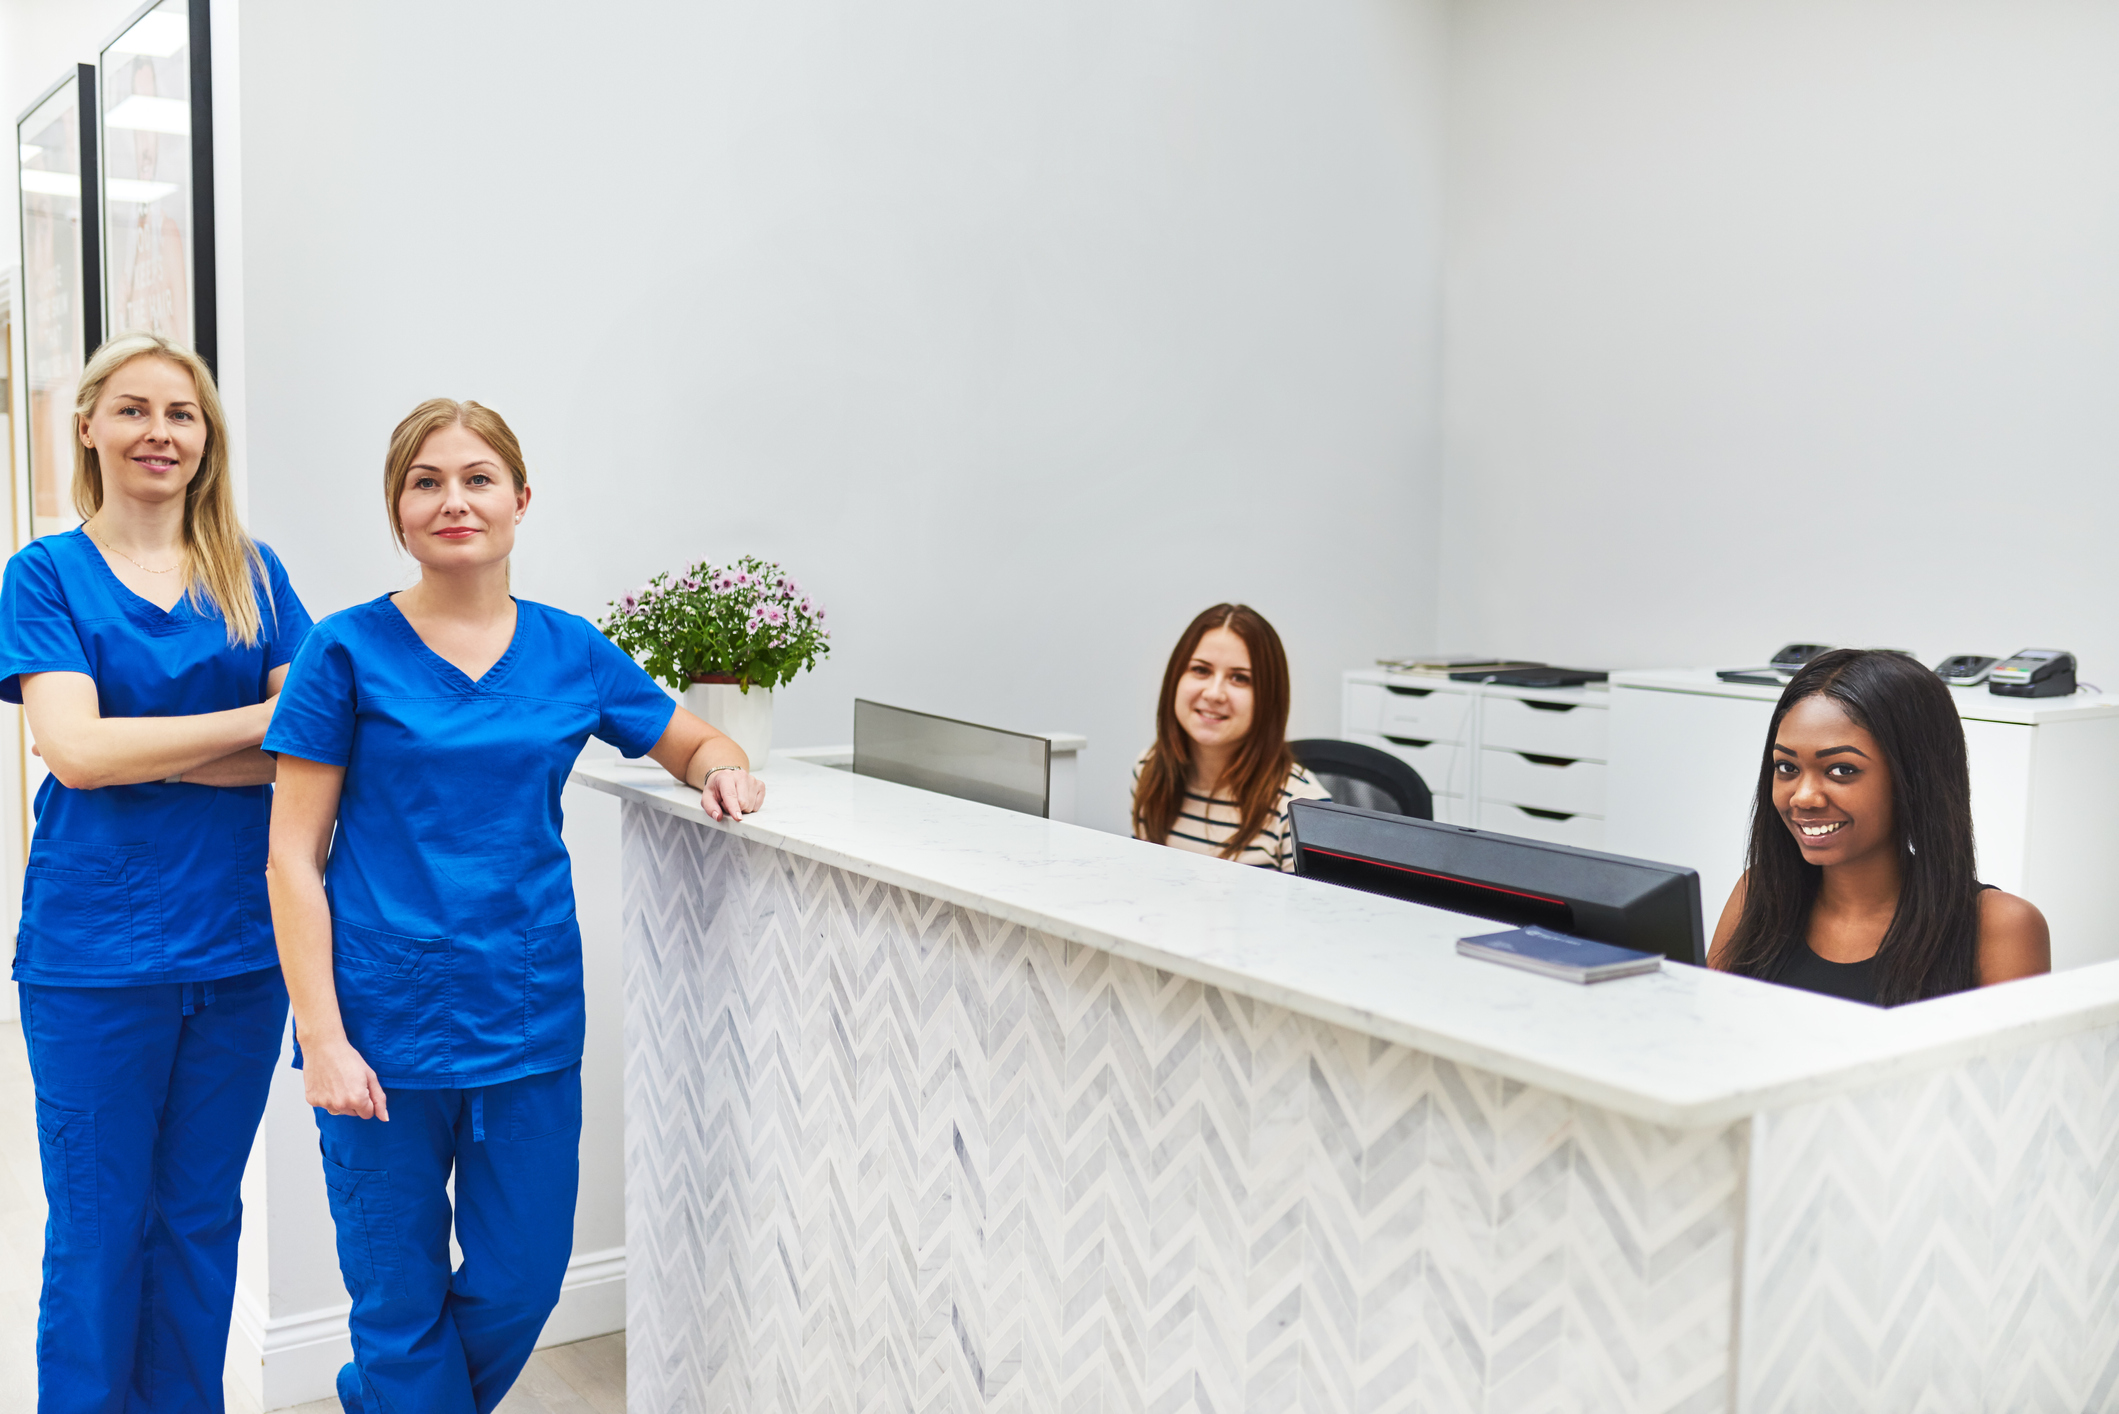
{"left": 700, "top": 765, "right": 740, "bottom": 790}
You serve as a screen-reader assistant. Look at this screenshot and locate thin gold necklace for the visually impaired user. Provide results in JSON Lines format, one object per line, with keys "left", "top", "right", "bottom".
{"left": 89, "top": 522, "right": 183, "bottom": 575}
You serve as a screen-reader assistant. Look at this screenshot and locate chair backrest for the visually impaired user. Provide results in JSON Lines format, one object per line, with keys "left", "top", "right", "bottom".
{"left": 1289, "top": 738, "right": 1434, "bottom": 821}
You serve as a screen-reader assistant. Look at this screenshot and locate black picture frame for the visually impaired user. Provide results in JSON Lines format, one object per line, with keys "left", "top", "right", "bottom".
{"left": 96, "top": 0, "right": 215, "bottom": 374}
{"left": 15, "top": 63, "right": 100, "bottom": 538}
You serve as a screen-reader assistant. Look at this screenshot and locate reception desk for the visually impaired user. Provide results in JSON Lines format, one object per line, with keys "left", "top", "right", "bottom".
{"left": 572, "top": 757, "right": 2119, "bottom": 1413}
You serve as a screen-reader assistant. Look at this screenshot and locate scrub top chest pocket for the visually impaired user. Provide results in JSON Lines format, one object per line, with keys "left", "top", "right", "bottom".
{"left": 0, "top": 531, "right": 314, "bottom": 986}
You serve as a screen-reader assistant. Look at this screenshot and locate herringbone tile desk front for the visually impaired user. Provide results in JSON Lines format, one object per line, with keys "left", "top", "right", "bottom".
{"left": 616, "top": 803, "right": 2119, "bottom": 1414}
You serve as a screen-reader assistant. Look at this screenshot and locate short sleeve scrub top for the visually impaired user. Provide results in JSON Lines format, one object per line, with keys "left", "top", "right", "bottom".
{"left": 0, "top": 527, "right": 312, "bottom": 1409}
{"left": 2, "top": 528, "right": 313, "bottom": 983}
{"left": 264, "top": 595, "right": 675, "bottom": 1087}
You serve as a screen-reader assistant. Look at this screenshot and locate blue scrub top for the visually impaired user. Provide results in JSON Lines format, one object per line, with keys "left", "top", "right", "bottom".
{"left": 264, "top": 595, "right": 676, "bottom": 1090}
{"left": 0, "top": 527, "right": 313, "bottom": 986}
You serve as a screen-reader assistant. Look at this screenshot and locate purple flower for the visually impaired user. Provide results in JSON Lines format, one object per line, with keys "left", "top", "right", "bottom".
{"left": 763, "top": 606, "right": 785, "bottom": 626}
{"left": 618, "top": 592, "right": 638, "bottom": 612}
{"left": 681, "top": 576, "right": 700, "bottom": 591}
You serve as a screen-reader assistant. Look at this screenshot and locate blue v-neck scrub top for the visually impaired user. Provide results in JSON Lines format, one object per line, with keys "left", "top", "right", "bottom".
{"left": 0, "top": 527, "right": 313, "bottom": 985}
{"left": 263, "top": 596, "right": 676, "bottom": 1089}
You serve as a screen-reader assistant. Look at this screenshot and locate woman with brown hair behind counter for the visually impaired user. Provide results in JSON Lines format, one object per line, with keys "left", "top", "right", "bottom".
{"left": 1132, "top": 603, "right": 1328, "bottom": 871}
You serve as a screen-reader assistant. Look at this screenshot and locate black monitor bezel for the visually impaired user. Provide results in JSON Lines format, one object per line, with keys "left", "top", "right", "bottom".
{"left": 1289, "top": 799, "right": 1705, "bottom": 966}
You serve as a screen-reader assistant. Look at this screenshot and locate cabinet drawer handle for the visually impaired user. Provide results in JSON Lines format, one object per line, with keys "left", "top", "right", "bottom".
{"left": 1518, "top": 806, "right": 1575, "bottom": 821}
{"left": 1520, "top": 700, "right": 1578, "bottom": 713}
{"left": 1518, "top": 752, "right": 1578, "bottom": 768}
{"left": 1384, "top": 735, "right": 1434, "bottom": 749}
{"left": 1385, "top": 685, "right": 1434, "bottom": 698}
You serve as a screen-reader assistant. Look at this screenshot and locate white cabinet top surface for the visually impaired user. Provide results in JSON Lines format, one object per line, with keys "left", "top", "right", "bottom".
{"left": 1348, "top": 667, "right": 1611, "bottom": 706}
{"left": 576, "top": 756, "right": 2119, "bottom": 1128}
{"left": 1612, "top": 666, "right": 2118, "bottom": 725}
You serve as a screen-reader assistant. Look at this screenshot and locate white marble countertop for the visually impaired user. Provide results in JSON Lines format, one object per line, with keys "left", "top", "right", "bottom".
{"left": 1612, "top": 666, "right": 2118, "bottom": 725}
{"left": 573, "top": 755, "right": 2119, "bottom": 1128}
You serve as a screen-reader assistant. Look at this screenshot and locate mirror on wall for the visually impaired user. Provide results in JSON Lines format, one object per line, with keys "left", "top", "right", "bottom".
{"left": 99, "top": 0, "right": 214, "bottom": 369}
{"left": 16, "top": 65, "right": 98, "bottom": 540}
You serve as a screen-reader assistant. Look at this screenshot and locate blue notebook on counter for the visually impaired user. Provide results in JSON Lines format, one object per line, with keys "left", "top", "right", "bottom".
{"left": 1456, "top": 926, "right": 1662, "bottom": 984}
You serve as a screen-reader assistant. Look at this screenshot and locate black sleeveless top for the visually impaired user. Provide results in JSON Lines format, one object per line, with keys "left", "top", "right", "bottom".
{"left": 1773, "top": 885, "right": 1994, "bottom": 1006}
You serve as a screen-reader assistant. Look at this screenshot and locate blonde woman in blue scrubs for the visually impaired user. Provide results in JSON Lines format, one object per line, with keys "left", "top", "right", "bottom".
{"left": 265, "top": 398, "right": 764, "bottom": 1413}
{"left": 1, "top": 333, "right": 312, "bottom": 1412}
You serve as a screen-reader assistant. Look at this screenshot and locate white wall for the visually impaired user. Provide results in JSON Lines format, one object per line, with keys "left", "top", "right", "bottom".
{"left": 235, "top": 0, "right": 1449, "bottom": 834}
{"left": 1439, "top": 0, "right": 2119, "bottom": 677}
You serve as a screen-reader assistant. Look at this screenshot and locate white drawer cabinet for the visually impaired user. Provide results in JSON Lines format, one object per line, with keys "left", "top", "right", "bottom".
{"left": 1480, "top": 749, "right": 1608, "bottom": 818}
{"left": 1475, "top": 801, "right": 1607, "bottom": 850}
{"left": 1341, "top": 671, "right": 1609, "bottom": 835}
{"left": 1347, "top": 732, "right": 1471, "bottom": 823}
{"left": 1479, "top": 694, "right": 1609, "bottom": 761}
{"left": 1377, "top": 686, "right": 1479, "bottom": 744}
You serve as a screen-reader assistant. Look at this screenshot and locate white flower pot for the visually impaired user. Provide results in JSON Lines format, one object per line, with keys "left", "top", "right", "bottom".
{"left": 685, "top": 679, "right": 774, "bottom": 771}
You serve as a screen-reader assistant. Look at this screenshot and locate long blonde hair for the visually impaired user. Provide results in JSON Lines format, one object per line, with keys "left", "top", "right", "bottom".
{"left": 73, "top": 333, "right": 269, "bottom": 646}
{"left": 382, "top": 399, "right": 528, "bottom": 548}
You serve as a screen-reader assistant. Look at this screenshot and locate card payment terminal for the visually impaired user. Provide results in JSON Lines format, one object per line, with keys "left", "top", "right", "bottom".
{"left": 1987, "top": 649, "right": 2077, "bottom": 698}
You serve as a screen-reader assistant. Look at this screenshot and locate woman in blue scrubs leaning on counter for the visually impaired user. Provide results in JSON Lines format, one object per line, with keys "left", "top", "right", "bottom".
{"left": 264, "top": 398, "right": 764, "bottom": 1414}
{"left": 1, "top": 333, "right": 313, "bottom": 1413}
{"left": 1708, "top": 648, "right": 2048, "bottom": 1005}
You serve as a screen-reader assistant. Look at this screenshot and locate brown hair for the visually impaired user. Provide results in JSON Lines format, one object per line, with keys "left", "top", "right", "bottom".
{"left": 382, "top": 398, "right": 528, "bottom": 548}
{"left": 73, "top": 332, "right": 270, "bottom": 646}
{"left": 1132, "top": 603, "right": 1295, "bottom": 859}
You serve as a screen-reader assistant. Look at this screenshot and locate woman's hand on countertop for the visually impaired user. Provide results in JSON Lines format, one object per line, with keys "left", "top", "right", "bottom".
{"left": 704, "top": 767, "right": 765, "bottom": 822}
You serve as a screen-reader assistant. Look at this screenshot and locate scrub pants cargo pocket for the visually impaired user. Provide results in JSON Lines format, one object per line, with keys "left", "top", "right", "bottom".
{"left": 321, "top": 1155, "right": 406, "bottom": 1304}
{"left": 33, "top": 1100, "right": 97, "bottom": 1248}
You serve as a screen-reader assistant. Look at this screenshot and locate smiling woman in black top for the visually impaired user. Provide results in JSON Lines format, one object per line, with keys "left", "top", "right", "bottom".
{"left": 1708, "top": 649, "right": 2049, "bottom": 1006}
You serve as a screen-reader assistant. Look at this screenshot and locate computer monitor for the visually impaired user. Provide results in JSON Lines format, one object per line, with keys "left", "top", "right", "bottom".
{"left": 1289, "top": 800, "right": 1705, "bottom": 965}
{"left": 852, "top": 699, "right": 1052, "bottom": 817}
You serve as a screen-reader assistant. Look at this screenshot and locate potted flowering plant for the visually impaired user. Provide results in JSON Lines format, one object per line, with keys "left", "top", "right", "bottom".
{"left": 600, "top": 555, "right": 830, "bottom": 768}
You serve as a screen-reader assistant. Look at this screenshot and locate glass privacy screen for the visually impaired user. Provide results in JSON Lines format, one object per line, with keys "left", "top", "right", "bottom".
{"left": 853, "top": 700, "right": 1050, "bottom": 818}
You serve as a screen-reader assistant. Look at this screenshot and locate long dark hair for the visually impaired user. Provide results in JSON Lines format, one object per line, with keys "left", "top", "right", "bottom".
{"left": 1132, "top": 604, "right": 1295, "bottom": 858}
{"left": 1719, "top": 649, "right": 1981, "bottom": 1005}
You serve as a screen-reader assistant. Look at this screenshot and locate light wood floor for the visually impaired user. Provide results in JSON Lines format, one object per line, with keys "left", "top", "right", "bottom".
{"left": 0, "top": 1020, "right": 625, "bottom": 1413}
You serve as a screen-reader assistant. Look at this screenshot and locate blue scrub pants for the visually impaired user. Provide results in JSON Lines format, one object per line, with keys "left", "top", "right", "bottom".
{"left": 20, "top": 967, "right": 288, "bottom": 1414}
{"left": 317, "top": 1063, "right": 581, "bottom": 1414}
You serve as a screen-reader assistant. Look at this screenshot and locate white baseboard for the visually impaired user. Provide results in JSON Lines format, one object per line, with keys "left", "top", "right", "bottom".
{"left": 224, "top": 1246, "right": 624, "bottom": 1411}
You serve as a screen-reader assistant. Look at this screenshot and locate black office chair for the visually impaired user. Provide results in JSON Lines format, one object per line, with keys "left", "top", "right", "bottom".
{"left": 1289, "top": 739, "right": 1433, "bottom": 821}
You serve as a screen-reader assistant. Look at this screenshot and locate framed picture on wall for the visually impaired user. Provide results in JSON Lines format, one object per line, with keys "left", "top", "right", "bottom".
{"left": 98, "top": 0, "right": 215, "bottom": 371}
{"left": 16, "top": 64, "right": 101, "bottom": 540}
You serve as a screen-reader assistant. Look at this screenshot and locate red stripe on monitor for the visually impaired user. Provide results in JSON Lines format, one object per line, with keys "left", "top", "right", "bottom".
{"left": 1299, "top": 846, "right": 1568, "bottom": 908}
